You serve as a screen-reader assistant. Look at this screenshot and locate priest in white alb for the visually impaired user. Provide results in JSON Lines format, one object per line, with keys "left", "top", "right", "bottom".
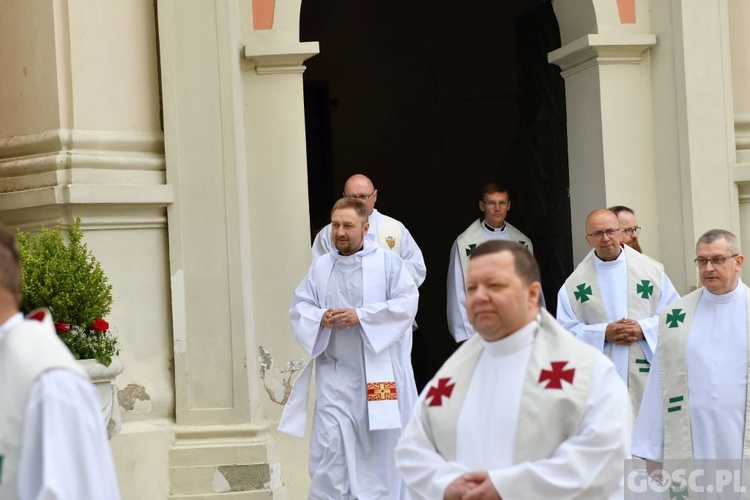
{"left": 0, "top": 223, "right": 120, "bottom": 499}
{"left": 311, "top": 173, "right": 426, "bottom": 288}
{"left": 396, "top": 240, "right": 631, "bottom": 500}
{"left": 556, "top": 208, "right": 680, "bottom": 419}
{"left": 447, "top": 183, "right": 537, "bottom": 343}
{"left": 280, "top": 197, "right": 419, "bottom": 499}
{"left": 633, "top": 229, "right": 749, "bottom": 464}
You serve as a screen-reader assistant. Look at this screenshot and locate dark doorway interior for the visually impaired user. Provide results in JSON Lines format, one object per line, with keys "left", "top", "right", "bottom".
{"left": 301, "top": 0, "right": 572, "bottom": 391}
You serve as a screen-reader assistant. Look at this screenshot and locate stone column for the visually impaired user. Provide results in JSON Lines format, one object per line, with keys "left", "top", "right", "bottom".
{"left": 0, "top": 2, "right": 175, "bottom": 497}
{"left": 551, "top": 0, "right": 737, "bottom": 293}
{"left": 157, "top": 0, "right": 316, "bottom": 497}
{"left": 729, "top": 0, "right": 750, "bottom": 283}
{"left": 548, "top": 33, "right": 657, "bottom": 262}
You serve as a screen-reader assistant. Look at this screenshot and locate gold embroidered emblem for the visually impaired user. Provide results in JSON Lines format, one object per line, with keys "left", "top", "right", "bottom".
{"left": 367, "top": 381, "right": 398, "bottom": 401}
{"left": 386, "top": 235, "right": 396, "bottom": 249}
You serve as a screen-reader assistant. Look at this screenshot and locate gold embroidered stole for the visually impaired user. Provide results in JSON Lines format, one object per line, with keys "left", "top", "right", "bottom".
{"left": 376, "top": 213, "right": 402, "bottom": 254}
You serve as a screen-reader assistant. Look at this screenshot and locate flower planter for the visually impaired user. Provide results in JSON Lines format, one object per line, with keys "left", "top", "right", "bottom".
{"left": 78, "top": 355, "right": 124, "bottom": 439}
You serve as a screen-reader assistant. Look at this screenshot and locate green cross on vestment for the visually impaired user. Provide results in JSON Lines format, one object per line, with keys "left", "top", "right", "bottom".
{"left": 637, "top": 279, "right": 654, "bottom": 299}
{"left": 574, "top": 283, "right": 593, "bottom": 303}
{"left": 666, "top": 308, "right": 686, "bottom": 328}
{"left": 465, "top": 243, "right": 477, "bottom": 256}
{"left": 669, "top": 481, "right": 689, "bottom": 500}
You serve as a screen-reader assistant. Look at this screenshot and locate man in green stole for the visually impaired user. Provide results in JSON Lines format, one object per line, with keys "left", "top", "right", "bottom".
{"left": 633, "top": 230, "right": 750, "bottom": 480}
{"left": 396, "top": 241, "right": 630, "bottom": 499}
{"left": 447, "top": 184, "right": 537, "bottom": 343}
{"left": 556, "top": 209, "right": 680, "bottom": 420}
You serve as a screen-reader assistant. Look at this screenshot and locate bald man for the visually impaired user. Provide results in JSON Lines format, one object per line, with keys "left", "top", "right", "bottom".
{"left": 312, "top": 174, "right": 426, "bottom": 288}
{"left": 556, "top": 209, "right": 680, "bottom": 419}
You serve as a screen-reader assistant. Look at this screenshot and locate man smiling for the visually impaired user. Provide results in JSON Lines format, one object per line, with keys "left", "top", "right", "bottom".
{"left": 281, "top": 197, "right": 419, "bottom": 499}
{"left": 312, "top": 174, "right": 425, "bottom": 288}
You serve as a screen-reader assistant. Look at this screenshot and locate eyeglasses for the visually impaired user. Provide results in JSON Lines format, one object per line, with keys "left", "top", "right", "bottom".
{"left": 587, "top": 228, "right": 621, "bottom": 239}
{"left": 344, "top": 190, "right": 375, "bottom": 201}
{"left": 622, "top": 226, "right": 642, "bottom": 235}
{"left": 483, "top": 200, "right": 509, "bottom": 208}
{"left": 694, "top": 254, "right": 739, "bottom": 267}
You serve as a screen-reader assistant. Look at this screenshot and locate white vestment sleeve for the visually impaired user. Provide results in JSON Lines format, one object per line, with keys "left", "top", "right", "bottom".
{"left": 556, "top": 285, "right": 607, "bottom": 350}
{"left": 397, "top": 225, "right": 427, "bottom": 288}
{"left": 395, "top": 398, "right": 469, "bottom": 500}
{"left": 447, "top": 241, "right": 473, "bottom": 343}
{"left": 358, "top": 255, "right": 419, "bottom": 354}
{"left": 631, "top": 351, "right": 665, "bottom": 461}
{"left": 490, "top": 357, "right": 631, "bottom": 499}
{"left": 636, "top": 273, "right": 681, "bottom": 356}
{"left": 18, "top": 369, "right": 121, "bottom": 500}
{"left": 289, "top": 265, "right": 329, "bottom": 356}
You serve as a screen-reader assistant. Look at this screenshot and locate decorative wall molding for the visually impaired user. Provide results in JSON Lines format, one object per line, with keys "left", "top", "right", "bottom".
{"left": 242, "top": 41, "right": 319, "bottom": 75}
{"left": 0, "top": 129, "right": 171, "bottom": 225}
{"left": 549, "top": 33, "right": 657, "bottom": 77}
{"left": 0, "top": 129, "right": 165, "bottom": 158}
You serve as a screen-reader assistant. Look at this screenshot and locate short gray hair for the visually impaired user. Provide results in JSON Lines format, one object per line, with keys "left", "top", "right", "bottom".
{"left": 697, "top": 229, "right": 740, "bottom": 254}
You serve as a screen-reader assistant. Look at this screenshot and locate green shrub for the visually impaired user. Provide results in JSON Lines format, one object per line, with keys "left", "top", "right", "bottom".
{"left": 16, "top": 217, "right": 119, "bottom": 365}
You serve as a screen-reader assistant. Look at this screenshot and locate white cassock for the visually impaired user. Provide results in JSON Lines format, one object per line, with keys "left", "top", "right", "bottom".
{"left": 395, "top": 323, "right": 631, "bottom": 500}
{"left": 0, "top": 315, "right": 121, "bottom": 500}
{"left": 632, "top": 283, "right": 748, "bottom": 460}
{"left": 290, "top": 240, "right": 419, "bottom": 499}
{"left": 556, "top": 251, "right": 680, "bottom": 383}
{"left": 447, "top": 223, "right": 534, "bottom": 342}
{"left": 311, "top": 208, "right": 426, "bottom": 287}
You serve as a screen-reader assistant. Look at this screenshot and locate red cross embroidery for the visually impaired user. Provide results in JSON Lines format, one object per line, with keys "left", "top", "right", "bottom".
{"left": 426, "top": 377, "right": 455, "bottom": 407}
{"left": 538, "top": 361, "right": 575, "bottom": 389}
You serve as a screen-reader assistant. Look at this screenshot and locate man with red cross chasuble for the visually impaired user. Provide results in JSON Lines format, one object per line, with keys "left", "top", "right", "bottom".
{"left": 396, "top": 240, "right": 631, "bottom": 499}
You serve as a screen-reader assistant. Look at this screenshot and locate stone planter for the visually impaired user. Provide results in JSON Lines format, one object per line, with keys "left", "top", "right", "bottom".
{"left": 78, "top": 355, "right": 124, "bottom": 439}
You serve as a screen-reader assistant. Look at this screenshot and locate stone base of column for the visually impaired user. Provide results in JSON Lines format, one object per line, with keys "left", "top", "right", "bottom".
{"left": 169, "top": 423, "right": 284, "bottom": 499}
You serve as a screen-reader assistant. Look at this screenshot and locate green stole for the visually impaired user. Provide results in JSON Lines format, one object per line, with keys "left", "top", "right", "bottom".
{"left": 564, "top": 245, "right": 662, "bottom": 418}
{"left": 658, "top": 285, "right": 750, "bottom": 459}
{"left": 418, "top": 309, "right": 594, "bottom": 463}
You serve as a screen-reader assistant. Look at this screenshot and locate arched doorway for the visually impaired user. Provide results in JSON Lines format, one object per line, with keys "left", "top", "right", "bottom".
{"left": 300, "top": 0, "right": 572, "bottom": 388}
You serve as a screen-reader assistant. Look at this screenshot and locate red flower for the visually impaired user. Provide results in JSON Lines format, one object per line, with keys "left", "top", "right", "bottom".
{"left": 55, "top": 322, "right": 71, "bottom": 334}
{"left": 92, "top": 318, "right": 109, "bottom": 333}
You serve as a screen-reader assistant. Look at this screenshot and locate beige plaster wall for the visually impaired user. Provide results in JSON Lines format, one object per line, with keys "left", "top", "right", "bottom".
{"left": 0, "top": 0, "right": 61, "bottom": 136}
{"left": 553, "top": 0, "right": 741, "bottom": 294}
{"left": 239, "top": 0, "right": 318, "bottom": 494}
{"left": 729, "top": 0, "right": 750, "bottom": 284}
{"left": 1, "top": 1, "right": 174, "bottom": 498}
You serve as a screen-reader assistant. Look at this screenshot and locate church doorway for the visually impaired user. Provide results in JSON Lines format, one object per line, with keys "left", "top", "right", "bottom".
{"left": 300, "top": 0, "right": 572, "bottom": 389}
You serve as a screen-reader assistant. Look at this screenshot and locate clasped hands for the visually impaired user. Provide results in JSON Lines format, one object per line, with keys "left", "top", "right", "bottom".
{"left": 445, "top": 472, "right": 501, "bottom": 500}
{"left": 320, "top": 308, "right": 360, "bottom": 329}
{"left": 605, "top": 318, "right": 643, "bottom": 345}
